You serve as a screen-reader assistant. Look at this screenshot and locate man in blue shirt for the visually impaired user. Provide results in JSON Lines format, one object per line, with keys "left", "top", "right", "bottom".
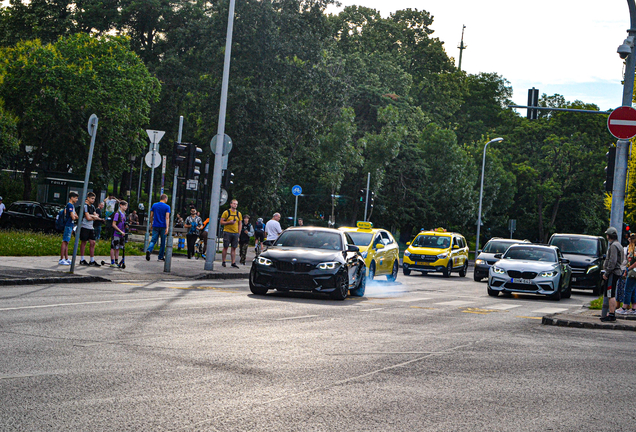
{"left": 59, "top": 192, "right": 79, "bottom": 265}
{"left": 146, "top": 194, "right": 171, "bottom": 261}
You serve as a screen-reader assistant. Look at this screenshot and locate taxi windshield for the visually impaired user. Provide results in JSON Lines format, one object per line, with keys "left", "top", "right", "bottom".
{"left": 412, "top": 235, "right": 450, "bottom": 249}
{"left": 347, "top": 232, "right": 373, "bottom": 246}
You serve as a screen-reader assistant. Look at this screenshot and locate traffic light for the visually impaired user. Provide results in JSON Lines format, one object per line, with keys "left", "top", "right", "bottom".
{"left": 358, "top": 189, "right": 366, "bottom": 204}
{"left": 527, "top": 87, "right": 539, "bottom": 120}
{"left": 623, "top": 222, "right": 631, "bottom": 247}
{"left": 223, "top": 170, "right": 234, "bottom": 189}
{"left": 605, "top": 146, "right": 616, "bottom": 192}
{"left": 173, "top": 142, "right": 189, "bottom": 169}
{"left": 368, "top": 191, "right": 375, "bottom": 209}
{"left": 186, "top": 144, "right": 202, "bottom": 179}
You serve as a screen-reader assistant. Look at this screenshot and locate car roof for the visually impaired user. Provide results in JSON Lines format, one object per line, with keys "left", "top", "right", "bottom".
{"left": 286, "top": 227, "right": 344, "bottom": 234}
{"left": 338, "top": 226, "right": 382, "bottom": 234}
{"left": 418, "top": 231, "right": 462, "bottom": 237}
{"left": 486, "top": 238, "right": 530, "bottom": 243}
{"left": 550, "top": 233, "right": 602, "bottom": 240}
{"left": 507, "top": 244, "right": 559, "bottom": 252}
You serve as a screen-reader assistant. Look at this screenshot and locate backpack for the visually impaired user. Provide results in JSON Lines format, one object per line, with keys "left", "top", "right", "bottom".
{"left": 55, "top": 209, "right": 66, "bottom": 232}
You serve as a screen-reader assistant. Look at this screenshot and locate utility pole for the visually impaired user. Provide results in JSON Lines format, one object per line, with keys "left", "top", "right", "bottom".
{"left": 610, "top": 0, "right": 636, "bottom": 245}
{"left": 457, "top": 25, "right": 467, "bottom": 71}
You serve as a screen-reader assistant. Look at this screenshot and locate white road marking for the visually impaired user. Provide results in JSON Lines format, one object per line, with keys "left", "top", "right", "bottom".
{"left": 0, "top": 297, "right": 175, "bottom": 311}
{"left": 531, "top": 307, "right": 569, "bottom": 314}
{"left": 484, "top": 303, "right": 522, "bottom": 310}
{"left": 359, "top": 308, "right": 385, "bottom": 312}
{"left": 435, "top": 300, "right": 475, "bottom": 306}
{"left": 391, "top": 297, "right": 432, "bottom": 302}
{"left": 276, "top": 315, "right": 319, "bottom": 321}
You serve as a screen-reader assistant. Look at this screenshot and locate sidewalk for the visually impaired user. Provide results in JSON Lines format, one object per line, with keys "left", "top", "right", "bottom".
{"left": 0, "top": 246, "right": 255, "bottom": 286}
{"left": 542, "top": 307, "right": 636, "bottom": 331}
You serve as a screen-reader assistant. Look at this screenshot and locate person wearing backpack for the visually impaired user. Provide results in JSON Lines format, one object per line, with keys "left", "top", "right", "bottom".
{"left": 58, "top": 192, "right": 79, "bottom": 265}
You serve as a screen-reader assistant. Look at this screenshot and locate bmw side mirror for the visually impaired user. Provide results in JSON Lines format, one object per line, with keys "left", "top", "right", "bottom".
{"left": 494, "top": 253, "right": 502, "bottom": 259}
{"left": 347, "top": 244, "right": 359, "bottom": 252}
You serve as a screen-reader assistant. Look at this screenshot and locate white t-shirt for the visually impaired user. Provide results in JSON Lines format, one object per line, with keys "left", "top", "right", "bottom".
{"left": 265, "top": 219, "right": 282, "bottom": 241}
{"left": 0, "top": 203, "right": 5, "bottom": 218}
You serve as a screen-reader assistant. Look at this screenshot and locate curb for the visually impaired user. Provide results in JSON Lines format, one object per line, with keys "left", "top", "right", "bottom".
{"left": 542, "top": 313, "right": 636, "bottom": 331}
{"left": 195, "top": 272, "right": 250, "bottom": 280}
{"left": 0, "top": 275, "right": 111, "bottom": 286}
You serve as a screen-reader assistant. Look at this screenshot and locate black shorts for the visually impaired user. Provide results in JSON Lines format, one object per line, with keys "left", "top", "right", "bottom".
{"left": 254, "top": 231, "right": 265, "bottom": 242}
{"left": 79, "top": 227, "right": 95, "bottom": 242}
{"left": 223, "top": 231, "right": 239, "bottom": 249}
{"left": 605, "top": 274, "right": 617, "bottom": 298}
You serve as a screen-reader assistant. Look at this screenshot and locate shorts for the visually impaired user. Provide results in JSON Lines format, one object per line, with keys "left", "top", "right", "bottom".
{"left": 63, "top": 225, "right": 73, "bottom": 242}
{"left": 223, "top": 231, "right": 239, "bottom": 249}
{"left": 111, "top": 237, "right": 124, "bottom": 250}
{"left": 79, "top": 227, "right": 95, "bottom": 242}
{"left": 254, "top": 231, "right": 265, "bottom": 242}
{"left": 605, "top": 274, "right": 619, "bottom": 298}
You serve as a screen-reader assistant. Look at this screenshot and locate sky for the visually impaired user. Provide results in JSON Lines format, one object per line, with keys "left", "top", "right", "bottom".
{"left": 326, "top": 0, "right": 630, "bottom": 111}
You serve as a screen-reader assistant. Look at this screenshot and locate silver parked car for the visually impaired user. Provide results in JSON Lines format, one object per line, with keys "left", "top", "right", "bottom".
{"left": 487, "top": 244, "right": 572, "bottom": 300}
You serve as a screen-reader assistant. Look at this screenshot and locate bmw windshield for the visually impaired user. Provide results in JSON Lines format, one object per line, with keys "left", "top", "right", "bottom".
{"left": 274, "top": 230, "right": 343, "bottom": 250}
{"left": 412, "top": 235, "right": 450, "bottom": 249}
{"left": 503, "top": 247, "right": 557, "bottom": 262}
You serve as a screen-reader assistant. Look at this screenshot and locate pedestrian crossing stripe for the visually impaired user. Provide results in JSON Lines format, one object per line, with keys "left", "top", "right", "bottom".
{"left": 461, "top": 307, "right": 507, "bottom": 314}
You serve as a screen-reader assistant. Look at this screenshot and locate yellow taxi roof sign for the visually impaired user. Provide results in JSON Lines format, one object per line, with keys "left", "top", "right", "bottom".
{"left": 356, "top": 221, "right": 373, "bottom": 230}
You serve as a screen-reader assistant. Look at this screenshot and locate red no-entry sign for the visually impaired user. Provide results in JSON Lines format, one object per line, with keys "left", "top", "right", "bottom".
{"left": 608, "top": 106, "right": 636, "bottom": 139}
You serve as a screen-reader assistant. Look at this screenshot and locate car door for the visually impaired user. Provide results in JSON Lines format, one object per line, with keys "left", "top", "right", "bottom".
{"left": 557, "top": 249, "right": 571, "bottom": 288}
{"left": 371, "top": 233, "right": 386, "bottom": 275}
{"left": 450, "top": 236, "right": 462, "bottom": 269}
{"left": 33, "top": 205, "right": 47, "bottom": 231}
{"left": 382, "top": 231, "right": 399, "bottom": 270}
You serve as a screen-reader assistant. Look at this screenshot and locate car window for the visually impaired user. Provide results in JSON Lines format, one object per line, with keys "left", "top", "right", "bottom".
{"left": 459, "top": 237, "right": 466, "bottom": 248}
{"left": 412, "top": 235, "right": 450, "bottom": 249}
{"left": 12, "top": 203, "right": 33, "bottom": 214}
{"left": 34, "top": 206, "right": 45, "bottom": 217}
{"left": 380, "top": 231, "right": 392, "bottom": 245}
{"left": 344, "top": 233, "right": 355, "bottom": 246}
{"left": 347, "top": 232, "right": 373, "bottom": 246}
{"left": 275, "top": 230, "right": 342, "bottom": 250}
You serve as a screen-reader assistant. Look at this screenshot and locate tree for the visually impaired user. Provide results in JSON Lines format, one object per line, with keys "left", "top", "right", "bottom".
{"left": 0, "top": 33, "right": 160, "bottom": 198}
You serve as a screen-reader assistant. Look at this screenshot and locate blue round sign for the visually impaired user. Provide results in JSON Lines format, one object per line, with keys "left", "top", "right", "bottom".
{"left": 292, "top": 185, "right": 302, "bottom": 196}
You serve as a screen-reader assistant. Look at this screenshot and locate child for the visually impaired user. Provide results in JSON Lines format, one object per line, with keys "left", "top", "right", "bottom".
{"left": 109, "top": 200, "right": 128, "bottom": 267}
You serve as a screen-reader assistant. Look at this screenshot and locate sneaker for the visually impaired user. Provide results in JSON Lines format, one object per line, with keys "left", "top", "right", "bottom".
{"left": 146, "top": 251, "right": 150, "bottom": 261}
{"left": 89, "top": 261, "right": 101, "bottom": 267}
{"left": 628, "top": 309, "right": 636, "bottom": 315}
{"left": 158, "top": 258, "right": 165, "bottom": 261}
{"left": 109, "top": 263, "right": 118, "bottom": 268}
{"left": 616, "top": 308, "right": 627, "bottom": 314}
{"left": 222, "top": 262, "right": 226, "bottom": 267}
{"left": 80, "top": 260, "right": 89, "bottom": 266}
{"left": 58, "top": 259, "right": 66, "bottom": 265}
{"left": 600, "top": 314, "right": 617, "bottom": 322}
{"left": 201, "top": 254, "right": 206, "bottom": 258}
{"left": 231, "top": 263, "right": 239, "bottom": 268}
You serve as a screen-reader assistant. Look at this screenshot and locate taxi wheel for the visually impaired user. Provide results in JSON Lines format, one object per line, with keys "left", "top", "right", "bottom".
{"left": 443, "top": 261, "right": 452, "bottom": 278}
{"left": 367, "top": 262, "right": 376, "bottom": 280}
{"left": 387, "top": 260, "right": 398, "bottom": 282}
{"left": 459, "top": 262, "right": 468, "bottom": 278}
{"left": 403, "top": 267, "right": 411, "bottom": 276}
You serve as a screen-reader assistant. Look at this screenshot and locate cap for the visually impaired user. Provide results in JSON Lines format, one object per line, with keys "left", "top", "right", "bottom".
{"left": 605, "top": 227, "right": 618, "bottom": 236}
{"left": 0, "top": 196, "right": 3, "bottom": 200}
{"left": 257, "top": 218, "right": 263, "bottom": 222}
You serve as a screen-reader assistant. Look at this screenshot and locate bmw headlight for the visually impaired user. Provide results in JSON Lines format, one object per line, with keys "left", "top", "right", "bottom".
{"left": 404, "top": 250, "right": 411, "bottom": 257}
{"left": 318, "top": 262, "right": 339, "bottom": 270}
{"left": 586, "top": 265, "right": 599, "bottom": 274}
{"left": 475, "top": 259, "right": 485, "bottom": 265}
{"left": 361, "top": 251, "right": 368, "bottom": 258}
{"left": 492, "top": 266, "right": 505, "bottom": 274}
{"left": 540, "top": 271, "right": 557, "bottom": 277}
{"left": 437, "top": 252, "right": 449, "bottom": 259}
{"left": 257, "top": 257, "right": 273, "bottom": 266}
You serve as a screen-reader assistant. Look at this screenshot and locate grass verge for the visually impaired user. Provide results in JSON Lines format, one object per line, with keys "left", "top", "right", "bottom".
{"left": 0, "top": 229, "right": 144, "bottom": 257}
{"left": 589, "top": 296, "right": 603, "bottom": 309}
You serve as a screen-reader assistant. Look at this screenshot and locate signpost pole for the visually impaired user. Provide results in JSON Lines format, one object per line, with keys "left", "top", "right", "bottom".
{"left": 70, "top": 115, "right": 98, "bottom": 273}
{"left": 294, "top": 195, "right": 298, "bottom": 226}
{"left": 165, "top": 116, "right": 184, "bottom": 273}
{"left": 144, "top": 136, "right": 157, "bottom": 253}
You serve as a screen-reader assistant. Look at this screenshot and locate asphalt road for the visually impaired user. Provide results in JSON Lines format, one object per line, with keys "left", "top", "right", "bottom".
{"left": 1, "top": 270, "right": 634, "bottom": 431}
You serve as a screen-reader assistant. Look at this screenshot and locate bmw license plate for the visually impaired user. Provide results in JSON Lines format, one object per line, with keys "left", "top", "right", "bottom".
{"left": 512, "top": 278, "right": 531, "bottom": 284}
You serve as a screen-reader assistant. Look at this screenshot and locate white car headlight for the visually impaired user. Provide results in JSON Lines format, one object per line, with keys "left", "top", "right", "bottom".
{"left": 492, "top": 266, "right": 505, "bottom": 274}
{"left": 318, "top": 262, "right": 338, "bottom": 270}
{"left": 586, "top": 265, "right": 599, "bottom": 274}
{"left": 404, "top": 251, "right": 411, "bottom": 257}
{"left": 475, "top": 259, "right": 485, "bottom": 265}
{"left": 257, "top": 257, "right": 272, "bottom": 266}
{"left": 437, "top": 252, "right": 449, "bottom": 259}
{"left": 540, "top": 271, "right": 557, "bottom": 277}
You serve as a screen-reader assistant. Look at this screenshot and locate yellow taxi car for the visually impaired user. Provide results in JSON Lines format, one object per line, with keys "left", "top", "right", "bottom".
{"left": 402, "top": 228, "right": 469, "bottom": 278}
{"left": 339, "top": 222, "right": 400, "bottom": 281}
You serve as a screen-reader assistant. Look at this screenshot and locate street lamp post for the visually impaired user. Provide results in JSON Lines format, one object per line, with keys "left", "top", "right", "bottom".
{"left": 475, "top": 137, "right": 504, "bottom": 259}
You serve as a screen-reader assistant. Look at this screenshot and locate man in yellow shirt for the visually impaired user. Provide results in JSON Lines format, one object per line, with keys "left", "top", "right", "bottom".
{"left": 220, "top": 199, "right": 242, "bottom": 268}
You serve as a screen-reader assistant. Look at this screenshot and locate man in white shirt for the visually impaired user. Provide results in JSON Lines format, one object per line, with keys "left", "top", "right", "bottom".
{"left": 0, "top": 197, "right": 5, "bottom": 219}
{"left": 265, "top": 213, "right": 283, "bottom": 242}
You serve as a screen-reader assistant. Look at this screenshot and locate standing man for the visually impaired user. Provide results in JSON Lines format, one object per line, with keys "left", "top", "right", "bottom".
{"left": 59, "top": 192, "right": 79, "bottom": 265}
{"left": 184, "top": 207, "right": 203, "bottom": 259}
{"left": 79, "top": 192, "right": 101, "bottom": 266}
{"left": 146, "top": 194, "right": 171, "bottom": 261}
{"left": 220, "top": 199, "right": 242, "bottom": 268}
{"left": 601, "top": 226, "right": 625, "bottom": 322}
{"left": 297, "top": 218, "right": 304, "bottom": 226}
{"left": 94, "top": 201, "right": 105, "bottom": 241}
{"left": 0, "top": 196, "right": 5, "bottom": 219}
{"left": 265, "top": 212, "right": 283, "bottom": 243}
{"left": 239, "top": 214, "right": 253, "bottom": 265}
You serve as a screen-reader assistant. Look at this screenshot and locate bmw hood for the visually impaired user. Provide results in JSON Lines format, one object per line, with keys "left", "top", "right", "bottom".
{"left": 262, "top": 247, "right": 344, "bottom": 263}
{"left": 493, "top": 259, "right": 559, "bottom": 272}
